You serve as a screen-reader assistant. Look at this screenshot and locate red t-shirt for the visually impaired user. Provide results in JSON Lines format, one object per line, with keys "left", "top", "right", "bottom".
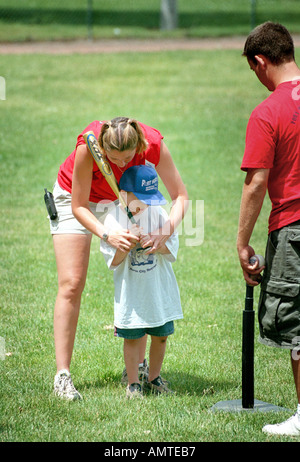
{"left": 241, "top": 81, "right": 300, "bottom": 233}
{"left": 57, "top": 121, "right": 163, "bottom": 202}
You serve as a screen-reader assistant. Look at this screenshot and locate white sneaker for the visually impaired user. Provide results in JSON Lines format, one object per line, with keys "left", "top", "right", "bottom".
{"left": 54, "top": 369, "right": 82, "bottom": 401}
{"left": 262, "top": 414, "right": 300, "bottom": 436}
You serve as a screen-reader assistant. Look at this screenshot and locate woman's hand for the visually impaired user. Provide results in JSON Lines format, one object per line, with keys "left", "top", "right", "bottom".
{"left": 106, "top": 228, "right": 140, "bottom": 252}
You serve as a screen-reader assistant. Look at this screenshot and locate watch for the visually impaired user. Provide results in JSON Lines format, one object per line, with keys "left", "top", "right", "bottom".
{"left": 102, "top": 232, "right": 109, "bottom": 242}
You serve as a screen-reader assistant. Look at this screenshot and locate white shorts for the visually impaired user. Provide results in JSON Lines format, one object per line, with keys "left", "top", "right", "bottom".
{"left": 49, "top": 180, "right": 117, "bottom": 235}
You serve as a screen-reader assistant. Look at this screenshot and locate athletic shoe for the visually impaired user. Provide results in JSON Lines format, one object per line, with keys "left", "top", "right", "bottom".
{"left": 126, "top": 382, "right": 143, "bottom": 400}
{"left": 54, "top": 369, "right": 82, "bottom": 401}
{"left": 262, "top": 414, "right": 300, "bottom": 436}
{"left": 121, "top": 359, "right": 149, "bottom": 385}
{"left": 144, "top": 375, "right": 174, "bottom": 395}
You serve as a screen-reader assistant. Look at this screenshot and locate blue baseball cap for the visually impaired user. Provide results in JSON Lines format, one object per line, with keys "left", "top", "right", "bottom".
{"left": 119, "top": 165, "right": 166, "bottom": 205}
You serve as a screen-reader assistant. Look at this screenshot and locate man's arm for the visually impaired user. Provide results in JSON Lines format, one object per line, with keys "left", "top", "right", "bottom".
{"left": 237, "top": 168, "right": 269, "bottom": 285}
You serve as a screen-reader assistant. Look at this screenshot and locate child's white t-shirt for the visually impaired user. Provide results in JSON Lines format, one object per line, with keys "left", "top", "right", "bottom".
{"left": 100, "top": 205, "right": 183, "bottom": 329}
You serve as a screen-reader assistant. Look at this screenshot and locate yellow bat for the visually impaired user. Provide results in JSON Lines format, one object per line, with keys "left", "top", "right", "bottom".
{"left": 83, "top": 130, "right": 136, "bottom": 224}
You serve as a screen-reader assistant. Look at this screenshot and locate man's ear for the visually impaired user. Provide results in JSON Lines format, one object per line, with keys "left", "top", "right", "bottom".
{"left": 254, "top": 54, "right": 268, "bottom": 69}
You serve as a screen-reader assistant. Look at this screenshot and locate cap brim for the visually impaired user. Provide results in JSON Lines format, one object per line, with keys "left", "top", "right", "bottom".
{"left": 134, "top": 191, "right": 167, "bottom": 205}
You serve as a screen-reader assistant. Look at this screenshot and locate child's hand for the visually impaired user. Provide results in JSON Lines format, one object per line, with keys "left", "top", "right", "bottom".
{"left": 130, "top": 225, "right": 153, "bottom": 250}
{"left": 139, "top": 231, "right": 153, "bottom": 250}
{"left": 128, "top": 224, "right": 140, "bottom": 246}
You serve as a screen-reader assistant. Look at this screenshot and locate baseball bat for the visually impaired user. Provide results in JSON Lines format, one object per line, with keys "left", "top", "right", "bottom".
{"left": 83, "top": 130, "right": 136, "bottom": 224}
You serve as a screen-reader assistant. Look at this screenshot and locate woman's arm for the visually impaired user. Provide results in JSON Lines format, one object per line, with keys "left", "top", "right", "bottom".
{"left": 148, "top": 141, "right": 188, "bottom": 252}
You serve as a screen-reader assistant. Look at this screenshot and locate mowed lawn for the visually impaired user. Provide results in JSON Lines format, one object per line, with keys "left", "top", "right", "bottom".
{"left": 0, "top": 46, "right": 299, "bottom": 442}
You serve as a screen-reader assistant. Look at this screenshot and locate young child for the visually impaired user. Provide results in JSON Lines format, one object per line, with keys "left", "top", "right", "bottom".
{"left": 100, "top": 165, "right": 183, "bottom": 399}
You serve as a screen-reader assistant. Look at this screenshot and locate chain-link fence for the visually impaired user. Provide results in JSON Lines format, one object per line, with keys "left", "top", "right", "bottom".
{"left": 0, "top": 1, "right": 300, "bottom": 43}
{"left": 0, "top": 0, "right": 162, "bottom": 41}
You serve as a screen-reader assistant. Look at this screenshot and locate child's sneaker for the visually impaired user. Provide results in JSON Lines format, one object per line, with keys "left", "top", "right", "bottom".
{"left": 54, "top": 369, "right": 82, "bottom": 401}
{"left": 145, "top": 375, "right": 174, "bottom": 395}
{"left": 126, "top": 382, "right": 143, "bottom": 399}
{"left": 262, "top": 414, "right": 300, "bottom": 436}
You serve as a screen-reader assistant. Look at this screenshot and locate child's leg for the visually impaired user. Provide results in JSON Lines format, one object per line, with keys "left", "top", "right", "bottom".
{"left": 148, "top": 336, "right": 168, "bottom": 382}
{"left": 139, "top": 334, "right": 147, "bottom": 364}
{"left": 123, "top": 338, "right": 143, "bottom": 385}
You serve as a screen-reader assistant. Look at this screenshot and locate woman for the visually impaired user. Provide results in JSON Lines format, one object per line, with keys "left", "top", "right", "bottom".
{"left": 51, "top": 117, "right": 188, "bottom": 400}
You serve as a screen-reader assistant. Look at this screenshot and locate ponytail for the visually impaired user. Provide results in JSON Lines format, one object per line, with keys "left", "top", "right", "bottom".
{"left": 98, "top": 117, "right": 148, "bottom": 155}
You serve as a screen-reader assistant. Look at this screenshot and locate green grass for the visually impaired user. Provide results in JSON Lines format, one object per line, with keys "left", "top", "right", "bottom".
{"left": 0, "top": 0, "right": 300, "bottom": 42}
{"left": 1, "top": 46, "right": 300, "bottom": 443}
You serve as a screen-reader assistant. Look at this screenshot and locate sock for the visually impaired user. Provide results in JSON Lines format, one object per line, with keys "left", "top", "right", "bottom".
{"left": 57, "top": 369, "right": 70, "bottom": 376}
{"left": 138, "top": 363, "right": 144, "bottom": 368}
{"left": 297, "top": 404, "right": 300, "bottom": 419}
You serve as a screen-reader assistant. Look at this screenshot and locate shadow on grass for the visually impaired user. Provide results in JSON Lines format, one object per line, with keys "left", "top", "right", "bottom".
{"left": 80, "top": 370, "right": 236, "bottom": 398}
{"left": 165, "top": 370, "right": 236, "bottom": 397}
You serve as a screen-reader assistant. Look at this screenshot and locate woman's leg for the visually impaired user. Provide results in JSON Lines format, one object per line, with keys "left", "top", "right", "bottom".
{"left": 53, "top": 233, "right": 92, "bottom": 372}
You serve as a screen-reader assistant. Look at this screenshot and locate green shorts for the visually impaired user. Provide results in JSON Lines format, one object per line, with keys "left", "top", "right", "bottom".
{"left": 114, "top": 321, "right": 175, "bottom": 339}
{"left": 258, "top": 220, "right": 300, "bottom": 350}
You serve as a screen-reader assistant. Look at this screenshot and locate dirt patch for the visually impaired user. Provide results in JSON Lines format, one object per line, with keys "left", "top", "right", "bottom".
{"left": 0, "top": 37, "right": 261, "bottom": 55}
{"left": 1, "top": 35, "right": 300, "bottom": 55}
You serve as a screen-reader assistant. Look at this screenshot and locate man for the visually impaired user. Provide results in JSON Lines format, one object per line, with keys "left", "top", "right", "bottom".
{"left": 237, "top": 22, "right": 300, "bottom": 436}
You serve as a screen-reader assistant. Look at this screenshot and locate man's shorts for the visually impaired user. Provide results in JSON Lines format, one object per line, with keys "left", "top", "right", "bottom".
{"left": 49, "top": 180, "right": 117, "bottom": 235}
{"left": 114, "top": 321, "right": 175, "bottom": 339}
{"left": 258, "top": 220, "right": 300, "bottom": 350}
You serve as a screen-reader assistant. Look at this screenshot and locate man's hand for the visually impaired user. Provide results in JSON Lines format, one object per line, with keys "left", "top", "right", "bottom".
{"left": 238, "top": 245, "right": 265, "bottom": 286}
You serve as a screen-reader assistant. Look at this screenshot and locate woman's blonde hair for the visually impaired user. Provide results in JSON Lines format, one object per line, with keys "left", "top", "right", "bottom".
{"left": 98, "top": 117, "right": 148, "bottom": 155}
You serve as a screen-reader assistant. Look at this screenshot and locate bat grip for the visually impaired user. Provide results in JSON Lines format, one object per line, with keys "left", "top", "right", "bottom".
{"left": 125, "top": 207, "right": 136, "bottom": 224}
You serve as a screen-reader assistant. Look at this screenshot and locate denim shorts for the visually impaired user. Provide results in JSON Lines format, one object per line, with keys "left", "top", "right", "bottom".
{"left": 114, "top": 321, "right": 175, "bottom": 339}
{"left": 258, "top": 220, "right": 300, "bottom": 349}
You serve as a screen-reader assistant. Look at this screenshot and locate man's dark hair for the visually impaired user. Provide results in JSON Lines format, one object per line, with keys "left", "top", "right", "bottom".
{"left": 243, "top": 21, "right": 295, "bottom": 65}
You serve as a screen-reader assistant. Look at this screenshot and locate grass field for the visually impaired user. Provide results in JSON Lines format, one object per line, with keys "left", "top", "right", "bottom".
{"left": 1, "top": 43, "right": 300, "bottom": 443}
{"left": 0, "top": 0, "right": 300, "bottom": 42}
